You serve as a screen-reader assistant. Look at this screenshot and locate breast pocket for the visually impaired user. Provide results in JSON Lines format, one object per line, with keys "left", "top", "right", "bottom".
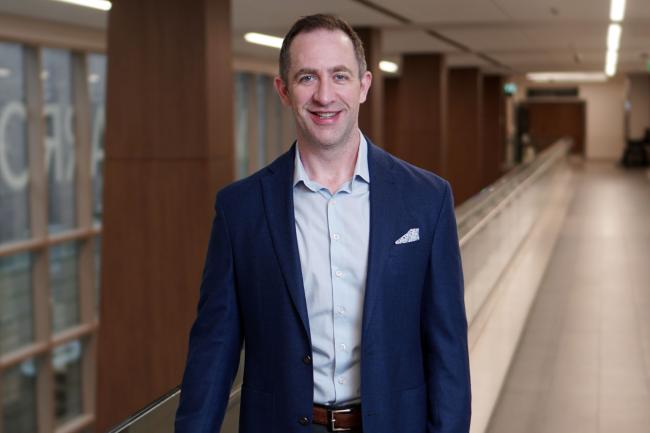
{"left": 387, "top": 232, "right": 428, "bottom": 270}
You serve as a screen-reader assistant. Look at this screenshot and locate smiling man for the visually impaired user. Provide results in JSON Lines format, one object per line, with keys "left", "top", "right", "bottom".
{"left": 175, "top": 14, "right": 471, "bottom": 433}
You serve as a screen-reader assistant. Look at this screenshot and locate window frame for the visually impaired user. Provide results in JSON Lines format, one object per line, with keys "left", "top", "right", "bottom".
{"left": 0, "top": 32, "right": 103, "bottom": 433}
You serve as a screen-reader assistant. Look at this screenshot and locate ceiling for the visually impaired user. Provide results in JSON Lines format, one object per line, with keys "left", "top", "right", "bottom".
{"left": 1, "top": 0, "right": 650, "bottom": 75}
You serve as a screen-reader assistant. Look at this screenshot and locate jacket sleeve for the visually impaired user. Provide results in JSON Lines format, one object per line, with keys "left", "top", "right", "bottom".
{"left": 422, "top": 181, "right": 472, "bottom": 433}
{"left": 175, "top": 195, "right": 243, "bottom": 433}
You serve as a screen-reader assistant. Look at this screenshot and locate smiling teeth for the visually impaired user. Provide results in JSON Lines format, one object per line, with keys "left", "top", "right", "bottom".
{"left": 317, "top": 112, "right": 336, "bottom": 118}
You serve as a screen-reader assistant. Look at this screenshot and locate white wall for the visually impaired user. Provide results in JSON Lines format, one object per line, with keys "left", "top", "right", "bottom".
{"left": 628, "top": 73, "right": 650, "bottom": 140}
{"left": 580, "top": 79, "right": 627, "bottom": 159}
{"left": 511, "top": 76, "right": 627, "bottom": 160}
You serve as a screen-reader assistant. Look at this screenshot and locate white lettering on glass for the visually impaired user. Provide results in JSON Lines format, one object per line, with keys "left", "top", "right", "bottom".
{"left": 0, "top": 101, "right": 104, "bottom": 192}
{"left": 0, "top": 101, "right": 29, "bottom": 190}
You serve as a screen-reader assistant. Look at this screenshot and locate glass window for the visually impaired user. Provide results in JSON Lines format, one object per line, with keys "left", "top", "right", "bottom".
{"left": 269, "top": 81, "right": 285, "bottom": 159}
{"left": 0, "top": 253, "right": 33, "bottom": 355}
{"left": 50, "top": 242, "right": 80, "bottom": 333}
{"left": 87, "top": 53, "right": 106, "bottom": 224}
{"left": 42, "top": 48, "right": 76, "bottom": 234}
{"left": 234, "top": 72, "right": 251, "bottom": 179}
{"left": 0, "top": 42, "right": 30, "bottom": 245}
{"left": 53, "top": 340, "right": 83, "bottom": 425}
{"left": 2, "top": 358, "right": 39, "bottom": 433}
{"left": 255, "top": 75, "right": 268, "bottom": 168}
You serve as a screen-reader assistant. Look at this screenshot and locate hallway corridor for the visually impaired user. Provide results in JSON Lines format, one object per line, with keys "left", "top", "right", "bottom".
{"left": 486, "top": 162, "right": 650, "bottom": 433}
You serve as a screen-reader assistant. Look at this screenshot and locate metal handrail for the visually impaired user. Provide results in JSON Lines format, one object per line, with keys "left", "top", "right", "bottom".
{"left": 108, "top": 386, "right": 180, "bottom": 433}
{"left": 458, "top": 140, "right": 570, "bottom": 247}
{"left": 108, "top": 376, "right": 243, "bottom": 432}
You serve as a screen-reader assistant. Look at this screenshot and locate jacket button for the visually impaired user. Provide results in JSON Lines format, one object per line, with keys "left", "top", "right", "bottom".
{"left": 299, "top": 416, "right": 310, "bottom": 426}
{"left": 303, "top": 355, "right": 312, "bottom": 365}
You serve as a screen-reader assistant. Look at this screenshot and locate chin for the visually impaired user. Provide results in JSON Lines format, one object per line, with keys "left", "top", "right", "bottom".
{"left": 310, "top": 127, "right": 358, "bottom": 148}
{"left": 299, "top": 130, "right": 341, "bottom": 148}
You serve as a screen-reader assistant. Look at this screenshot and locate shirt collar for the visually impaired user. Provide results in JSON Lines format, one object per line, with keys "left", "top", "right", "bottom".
{"left": 293, "top": 131, "right": 370, "bottom": 190}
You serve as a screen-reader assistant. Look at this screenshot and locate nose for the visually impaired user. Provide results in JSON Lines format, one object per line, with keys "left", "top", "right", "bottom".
{"left": 313, "top": 78, "right": 334, "bottom": 105}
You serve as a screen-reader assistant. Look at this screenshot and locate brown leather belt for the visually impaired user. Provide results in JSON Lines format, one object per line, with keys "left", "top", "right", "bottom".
{"left": 312, "top": 404, "right": 362, "bottom": 432}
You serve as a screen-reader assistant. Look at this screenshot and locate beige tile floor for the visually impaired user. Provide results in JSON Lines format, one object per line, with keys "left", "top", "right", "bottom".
{"left": 486, "top": 162, "right": 650, "bottom": 433}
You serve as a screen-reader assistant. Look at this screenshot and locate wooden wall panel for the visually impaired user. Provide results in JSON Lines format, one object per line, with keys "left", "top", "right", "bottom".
{"left": 525, "top": 100, "right": 586, "bottom": 155}
{"left": 355, "top": 28, "right": 384, "bottom": 147}
{"left": 96, "top": 0, "right": 233, "bottom": 430}
{"left": 447, "top": 67, "right": 483, "bottom": 205}
{"left": 392, "top": 54, "right": 447, "bottom": 175}
{"left": 482, "top": 75, "right": 506, "bottom": 186}
{"left": 383, "top": 76, "right": 400, "bottom": 156}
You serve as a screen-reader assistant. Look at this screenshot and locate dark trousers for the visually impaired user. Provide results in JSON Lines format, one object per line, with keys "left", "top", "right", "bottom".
{"left": 312, "top": 423, "right": 362, "bottom": 433}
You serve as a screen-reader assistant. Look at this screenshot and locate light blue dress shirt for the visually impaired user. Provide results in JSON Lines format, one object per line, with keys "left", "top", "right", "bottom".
{"left": 293, "top": 132, "right": 370, "bottom": 405}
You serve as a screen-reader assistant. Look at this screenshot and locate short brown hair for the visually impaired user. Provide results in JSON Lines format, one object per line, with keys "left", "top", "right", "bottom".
{"left": 279, "top": 14, "right": 367, "bottom": 84}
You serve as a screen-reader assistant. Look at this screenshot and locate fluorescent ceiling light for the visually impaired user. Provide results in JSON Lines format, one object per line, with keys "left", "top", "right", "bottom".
{"left": 605, "top": 50, "right": 618, "bottom": 76}
{"left": 379, "top": 61, "right": 398, "bottom": 73}
{"left": 610, "top": 0, "right": 626, "bottom": 22}
{"left": 526, "top": 72, "right": 608, "bottom": 83}
{"left": 51, "top": 0, "right": 112, "bottom": 11}
{"left": 607, "top": 23, "right": 621, "bottom": 51}
{"left": 244, "top": 32, "right": 283, "bottom": 49}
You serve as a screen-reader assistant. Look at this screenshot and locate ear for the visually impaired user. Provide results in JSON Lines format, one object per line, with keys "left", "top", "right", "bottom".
{"left": 359, "top": 70, "right": 372, "bottom": 104}
{"left": 274, "top": 76, "right": 291, "bottom": 107}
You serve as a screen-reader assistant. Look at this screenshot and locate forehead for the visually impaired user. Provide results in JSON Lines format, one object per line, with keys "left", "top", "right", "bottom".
{"left": 288, "top": 29, "right": 358, "bottom": 72}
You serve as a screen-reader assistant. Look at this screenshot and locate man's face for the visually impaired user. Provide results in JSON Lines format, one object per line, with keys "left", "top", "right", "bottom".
{"left": 274, "top": 29, "right": 372, "bottom": 149}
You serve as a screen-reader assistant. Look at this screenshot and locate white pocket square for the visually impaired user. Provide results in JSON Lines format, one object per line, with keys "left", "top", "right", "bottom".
{"left": 395, "top": 228, "right": 420, "bottom": 244}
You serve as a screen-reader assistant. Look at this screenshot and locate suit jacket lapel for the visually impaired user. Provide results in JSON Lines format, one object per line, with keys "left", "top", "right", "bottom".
{"left": 362, "top": 140, "right": 402, "bottom": 334}
{"left": 260, "top": 145, "right": 311, "bottom": 341}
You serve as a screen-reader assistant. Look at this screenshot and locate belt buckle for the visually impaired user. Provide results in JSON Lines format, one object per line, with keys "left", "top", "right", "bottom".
{"left": 328, "top": 407, "right": 353, "bottom": 432}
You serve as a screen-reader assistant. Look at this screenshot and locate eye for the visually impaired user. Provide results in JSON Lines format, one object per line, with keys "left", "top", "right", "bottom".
{"left": 299, "top": 74, "right": 315, "bottom": 83}
{"left": 334, "top": 73, "right": 349, "bottom": 81}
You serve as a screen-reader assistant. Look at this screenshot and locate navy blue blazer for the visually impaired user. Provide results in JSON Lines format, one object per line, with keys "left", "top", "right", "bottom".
{"left": 175, "top": 140, "right": 471, "bottom": 433}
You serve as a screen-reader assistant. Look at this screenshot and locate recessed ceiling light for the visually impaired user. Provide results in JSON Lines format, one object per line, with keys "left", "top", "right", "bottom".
{"left": 244, "top": 32, "right": 283, "bottom": 49}
{"left": 607, "top": 23, "right": 621, "bottom": 51}
{"left": 51, "top": 0, "right": 111, "bottom": 11}
{"left": 379, "top": 61, "right": 398, "bottom": 74}
{"left": 526, "top": 72, "right": 608, "bottom": 83}
{"left": 610, "top": 0, "right": 626, "bottom": 22}
{"left": 605, "top": 50, "right": 618, "bottom": 76}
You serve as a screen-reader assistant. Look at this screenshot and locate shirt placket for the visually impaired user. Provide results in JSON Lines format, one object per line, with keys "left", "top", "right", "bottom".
{"left": 327, "top": 192, "right": 351, "bottom": 400}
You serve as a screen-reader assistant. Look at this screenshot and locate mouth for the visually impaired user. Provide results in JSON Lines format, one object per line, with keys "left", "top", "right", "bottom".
{"left": 308, "top": 110, "right": 342, "bottom": 124}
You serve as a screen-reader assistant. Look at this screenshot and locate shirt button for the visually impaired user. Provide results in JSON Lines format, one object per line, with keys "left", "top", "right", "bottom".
{"left": 303, "top": 355, "right": 312, "bottom": 365}
{"left": 338, "top": 377, "right": 346, "bottom": 385}
{"left": 299, "top": 416, "right": 310, "bottom": 426}
{"left": 337, "top": 306, "right": 346, "bottom": 316}
{"left": 335, "top": 270, "right": 343, "bottom": 278}
{"left": 339, "top": 343, "right": 347, "bottom": 351}
{"left": 332, "top": 233, "right": 340, "bottom": 240}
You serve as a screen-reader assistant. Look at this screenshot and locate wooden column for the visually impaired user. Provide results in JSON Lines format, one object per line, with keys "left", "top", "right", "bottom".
{"left": 392, "top": 54, "right": 447, "bottom": 175}
{"left": 355, "top": 27, "right": 384, "bottom": 147}
{"left": 482, "top": 75, "right": 506, "bottom": 185}
{"left": 447, "top": 67, "right": 483, "bottom": 205}
{"left": 96, "top": 0, "right": 233, "bottom": 430}
{"left": 383, "top": 76, "right": 400, "bottom": 155}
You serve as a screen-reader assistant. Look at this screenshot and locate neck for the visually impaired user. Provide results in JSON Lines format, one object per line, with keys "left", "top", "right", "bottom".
{"left": 298, "top": 131, "right": 361, "bottom": 193}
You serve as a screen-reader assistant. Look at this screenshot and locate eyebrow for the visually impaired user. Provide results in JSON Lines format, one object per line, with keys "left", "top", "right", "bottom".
{"left": 292, "top": 65, "right": 354, "bottom": 81}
